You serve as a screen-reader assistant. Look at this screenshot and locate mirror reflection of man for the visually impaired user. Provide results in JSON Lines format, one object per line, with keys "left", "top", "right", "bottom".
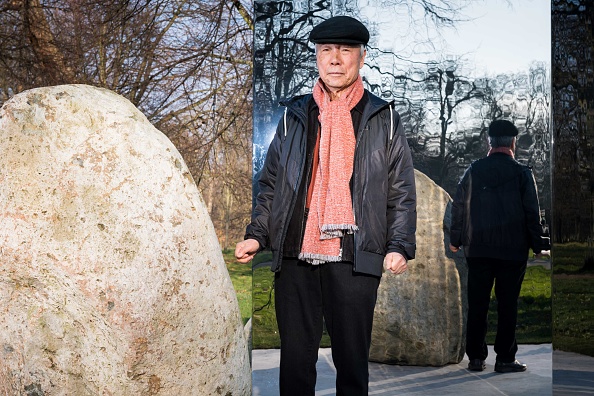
{"left": 449, "top": 119, "right": 550, "bottom": 374}
{"left": 236, "top": 16, "right": 417, "bottom": 395}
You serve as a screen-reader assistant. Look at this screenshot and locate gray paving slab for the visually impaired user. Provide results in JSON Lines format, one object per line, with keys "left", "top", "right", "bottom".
{"left": 253, "top": 344, "right": 554, "bottom": 395}
{"left": 552, "top": 350, "right": 594, "bottom": 395}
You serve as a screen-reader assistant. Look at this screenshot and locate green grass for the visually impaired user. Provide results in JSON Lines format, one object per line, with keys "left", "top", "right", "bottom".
{"left": 553, "top": 276, "right": 594, "bottom": 356}
{"left": 222, "top": 248, "right": 252, "bottom": 325}
{"left": 551, "top": 242, "right": 594, "bottom": 356}
{"left": 485, "top": 265, "right": 552, "bottom": 344}
{"left": 224, "top": 243, "right": 594, "bottom": 356}
{"left": 252, "top": 263, "right": 280, "bottom": 348}
{"left": 249, "top": 255, "right": 552, "bottom": 349}
{"left": 252, "top": 260, "right": 332, "bottom": 349}
{"left": 552, "top": 242, "right": 594, "bottom": 273}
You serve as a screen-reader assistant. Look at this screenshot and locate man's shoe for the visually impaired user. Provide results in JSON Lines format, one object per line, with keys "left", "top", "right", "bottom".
{"left": 468, "top": 359, "right": 486, "bottom": 371}
{"left": 494, "top": 360, "right": 527, "bottom": 373}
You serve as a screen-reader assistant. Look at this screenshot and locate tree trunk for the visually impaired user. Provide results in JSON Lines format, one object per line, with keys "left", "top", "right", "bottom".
{"left": 23, "top": 0, "right": 75, "bottom": 84}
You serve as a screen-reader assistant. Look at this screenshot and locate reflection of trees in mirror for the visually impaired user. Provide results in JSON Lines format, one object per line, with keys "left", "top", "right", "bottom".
{"left": 552, "top": 0, "right": 594, "bottom": 245}
{"left": 253, "top": 0, "right": 475, "bottom": 153}
{"left": 253, "top": 0, "right": 550, "bottom": 215}
{"left": 400, "top": 61, "right": 551, "bottom": 202}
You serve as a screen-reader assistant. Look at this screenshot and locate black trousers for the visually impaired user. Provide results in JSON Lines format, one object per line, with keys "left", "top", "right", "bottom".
{"left": 274, "top": 259, "right": 381, "bottom": 396}
{"left": 465, "top": 257, "right": 527, "bottom": 363}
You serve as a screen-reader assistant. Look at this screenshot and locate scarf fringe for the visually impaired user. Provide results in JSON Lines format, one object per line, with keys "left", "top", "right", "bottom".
{"left": 319, "top": 224, "right": 358, "bottom": 239}
{"left": 298, "top": 252, "right": 343, "bottom": 265}
{"left": 321, "top": 224, "right": 358, "bottom": 233}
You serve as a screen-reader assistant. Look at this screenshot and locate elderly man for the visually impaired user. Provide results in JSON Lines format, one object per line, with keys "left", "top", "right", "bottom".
{"left": 449, "top": 119, "right": 549, "bottom": 374}
{"left": 236, "top": 16, "right": 416, "bottom": 395}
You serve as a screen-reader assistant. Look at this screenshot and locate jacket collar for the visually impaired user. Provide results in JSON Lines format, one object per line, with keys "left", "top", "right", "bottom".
{"left": 280, "top": 89, "right": 392, "bottom": 125}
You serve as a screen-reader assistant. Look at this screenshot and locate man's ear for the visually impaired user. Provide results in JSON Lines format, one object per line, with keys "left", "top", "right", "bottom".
{"left": 359, "top": 49, "right": 366, "bottom": 69}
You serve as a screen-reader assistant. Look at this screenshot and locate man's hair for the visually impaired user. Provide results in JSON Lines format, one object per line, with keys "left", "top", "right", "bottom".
{"left": 489, "top": 135, "right": 515, "bottom": 148}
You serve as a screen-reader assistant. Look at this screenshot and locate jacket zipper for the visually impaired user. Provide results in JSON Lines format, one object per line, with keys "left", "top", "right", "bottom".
{"left": 276, "top": 103, "right": 308, "bottom": 268}
{"left": 352, "top": 122, "right": 368, "bottom": 271}
{"left": 297, "top": 123, "right": 317, "bottom": 253}
{"left": 352, "top": 105, "right": 391, "bottom": 271}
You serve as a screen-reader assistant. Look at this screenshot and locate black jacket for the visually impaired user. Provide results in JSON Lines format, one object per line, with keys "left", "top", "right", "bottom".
{"left": 450, "top": 153, "right": 545, "bottom": 260}
{"left": 245, "top": 90, "right": 417, "bottom": 276}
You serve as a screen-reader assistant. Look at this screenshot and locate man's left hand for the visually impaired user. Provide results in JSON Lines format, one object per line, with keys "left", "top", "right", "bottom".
{"left": 384, "top": 252, "right": 408, "bottom": 275}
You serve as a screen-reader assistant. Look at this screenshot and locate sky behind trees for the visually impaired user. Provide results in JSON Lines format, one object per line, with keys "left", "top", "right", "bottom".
{"left": 360, "top": 0, "right": 550, "bottom": 75}
{"left": 440, "top": 0, "right": 550, "bottom": 74}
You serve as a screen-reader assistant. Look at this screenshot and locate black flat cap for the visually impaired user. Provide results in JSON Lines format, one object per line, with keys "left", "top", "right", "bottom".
{"left": 309, "top": 16, "right": 369, "bottom": 45}
{"left": 488, "top": 119, "right": 519, "bottom": 137}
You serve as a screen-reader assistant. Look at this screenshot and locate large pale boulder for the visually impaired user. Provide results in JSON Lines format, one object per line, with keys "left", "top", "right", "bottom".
{"left": 369, "top": 170, "right": 468, "bottom": 366}
{"left": 0, "top": 85, "right": 250, "bottom": 395}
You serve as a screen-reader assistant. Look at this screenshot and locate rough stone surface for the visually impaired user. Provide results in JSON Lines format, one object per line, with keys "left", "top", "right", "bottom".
{"left": 0, "top": 85, "right": 250, "bottom": 395}
{"left": 369, "top": 170, "right": 468, "bottom": 366}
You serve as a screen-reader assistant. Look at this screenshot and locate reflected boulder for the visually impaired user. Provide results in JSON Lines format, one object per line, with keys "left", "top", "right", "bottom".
{"left": 370, "top": 170, "right": 468, "bottom": 366}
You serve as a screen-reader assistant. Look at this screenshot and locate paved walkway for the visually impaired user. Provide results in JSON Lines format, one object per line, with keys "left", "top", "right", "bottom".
{"left": 552, "top": 350, "right": 594, "bottom": 395}
{"left": 252, "top": 344, "right": 592, "bottom": 395}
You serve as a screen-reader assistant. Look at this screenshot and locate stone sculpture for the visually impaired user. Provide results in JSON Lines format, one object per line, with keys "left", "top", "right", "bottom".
{"left": 0, "top": 85, "right": 250, "bottom": 395}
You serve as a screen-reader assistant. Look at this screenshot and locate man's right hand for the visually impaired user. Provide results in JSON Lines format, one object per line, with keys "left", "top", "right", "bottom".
{"left": 235, "top": 239, "right": 260, "bottom": 264}
{"left": 449, "top": 244, "right": 460, "bottom": 253}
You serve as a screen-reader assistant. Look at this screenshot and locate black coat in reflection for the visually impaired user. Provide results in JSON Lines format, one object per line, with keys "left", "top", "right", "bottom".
{"left": 450, "top": 150, "right": 547, "bottom": 364}
{"left": 450, "top": 152, "right": 546, "bottom": 259}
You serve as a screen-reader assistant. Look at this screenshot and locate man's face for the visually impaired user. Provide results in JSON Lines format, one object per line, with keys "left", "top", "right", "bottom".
{"left": 316, "top": 43, "right": 366, "bottom": 99}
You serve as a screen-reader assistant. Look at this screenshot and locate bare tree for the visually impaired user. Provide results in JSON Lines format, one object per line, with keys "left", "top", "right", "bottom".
{"left": 430, "top": 60, "right": 484, "bottom": 184}
{"left": 395, "top": 57, "right": 485, "bottom": 192}
{"left": 0, "top": 0, "right": 254, "bottom": 246}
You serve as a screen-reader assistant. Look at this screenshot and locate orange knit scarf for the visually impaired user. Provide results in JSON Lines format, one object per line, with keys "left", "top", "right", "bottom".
{"left": 298, "top": 76, "right": 364, "bottom": 264}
